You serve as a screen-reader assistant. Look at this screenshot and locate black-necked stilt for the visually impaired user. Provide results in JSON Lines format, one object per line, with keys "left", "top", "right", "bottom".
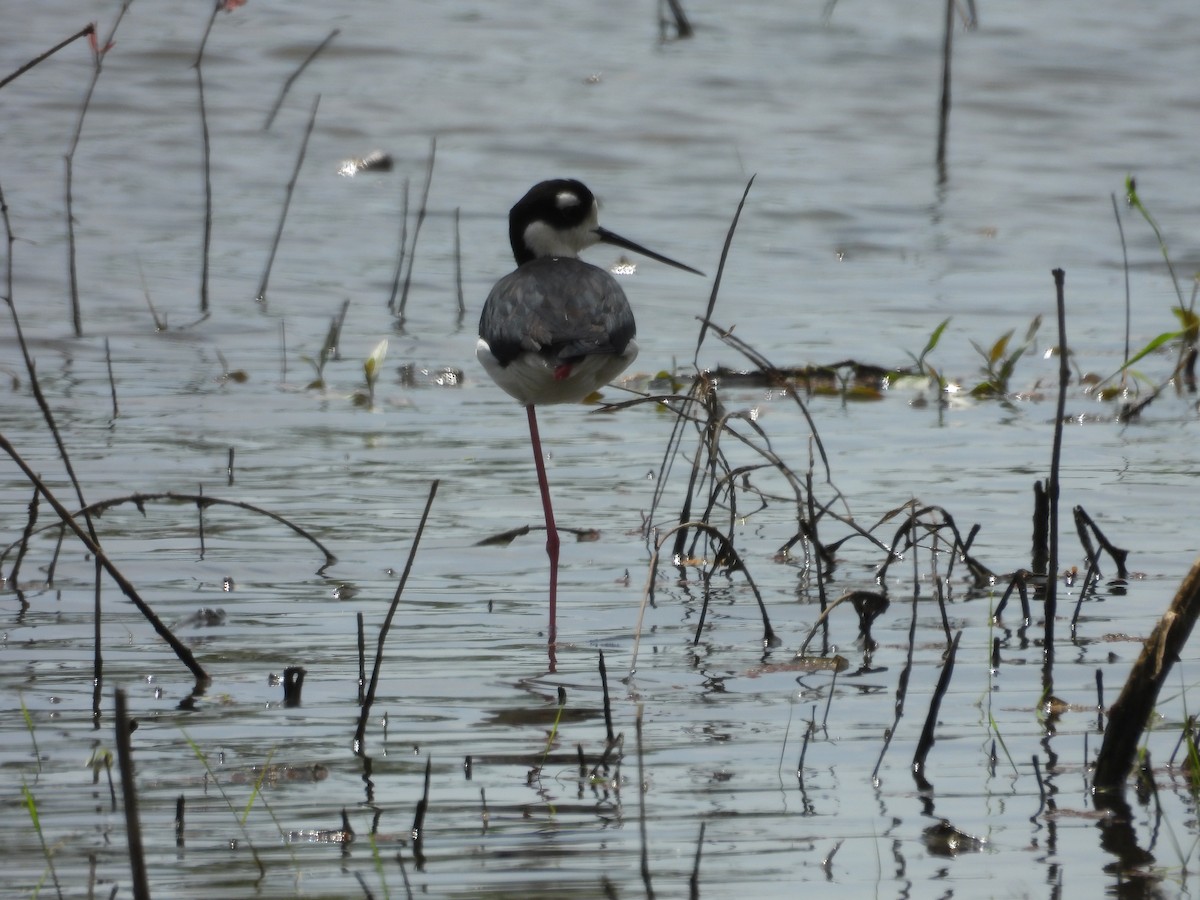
{"left": 477, "top": 179, "right": 702, "bottom": 658}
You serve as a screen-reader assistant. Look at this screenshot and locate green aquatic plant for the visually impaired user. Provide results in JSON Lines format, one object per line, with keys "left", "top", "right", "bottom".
{"left": 1124, "top": 176, "right": 1198, "bottom": 365}
{"left": 969, "top": 315, "right": 1041, "bottom": 398}
{"left": 23, "top": 779, "right": 62, "bottom": 897}
{"left": 302, "top": 299, "right": 351, "bottom": 389}
{"left": 353, "top": 339, "right": 389, "bottom": 408}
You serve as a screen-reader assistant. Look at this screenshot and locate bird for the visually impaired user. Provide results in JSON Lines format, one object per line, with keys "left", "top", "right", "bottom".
{"left": 477, "top": 179, "right": 702, "bottom": 663}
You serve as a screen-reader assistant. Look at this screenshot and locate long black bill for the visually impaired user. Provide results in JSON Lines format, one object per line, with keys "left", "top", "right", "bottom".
{"left": 595, "top": 226, "right": 705, "bottom": 277}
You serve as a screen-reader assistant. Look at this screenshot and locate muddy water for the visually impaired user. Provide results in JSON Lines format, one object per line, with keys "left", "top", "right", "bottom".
{"left": 2, "top": 1, "right": 1199, "bottom": 897}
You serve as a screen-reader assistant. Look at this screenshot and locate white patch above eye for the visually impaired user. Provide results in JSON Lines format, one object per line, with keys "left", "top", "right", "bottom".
{"left": 556, "top": 190, "right": 581, "bottom": 209}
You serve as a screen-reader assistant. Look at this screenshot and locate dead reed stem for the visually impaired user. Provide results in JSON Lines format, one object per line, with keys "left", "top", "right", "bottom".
{"left": 114, "top": 688, "right": 150, "bottom": 900}
{"left": 912, "top": 629, "right": 962, "bottom": 790}
{"left": 192, "top": 1, "right": 221, "bottom": 316}
{"left": 386, "top": 178, "right": 410, "bottom": 312}
{"left": 65, "top": 2, "right": 133, "bottom": 336}
{"left": 692, "top": 175, "right": 753, "bottom": 363}
{"left": 453, "top": 206, "right": 465, "bottom": 327}
{"left": 635, "top": 703, "right": 654, "bottom": 899}
{"left": 264, "top": 28, "right": 340, "bottom": 130}
{"left": 1044, "top": 268, "right": 1068, "bottom": 689}
{"left": 257, "top": 93, "right": 321, "bottom": 305}
{"left": 0, "top": 23, "right": 95, "bottom": 90}
{"left": 935, "top": 0, "right": 953, "bottom": 179}
{"left": 395, "top": 138, "right": 438, "bottom": 331}
{"left": 354, "top": 480, "right": 440, "bottom": 753}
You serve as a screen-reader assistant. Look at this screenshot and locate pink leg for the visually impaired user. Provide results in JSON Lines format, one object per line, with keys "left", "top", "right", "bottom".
{"left": 526, "top": 405, "right": 559, "bottom": 664}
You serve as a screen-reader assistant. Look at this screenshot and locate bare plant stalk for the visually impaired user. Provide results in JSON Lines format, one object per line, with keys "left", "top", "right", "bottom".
{"left": 257, "top": 94, "right": 321, "bottom": 305}
{"left": 264, "top": 28, "right": 340, "bottom": 130}
{"left": 114, "top": 688, "right": 151, "bottom": 900}
{"left": 912, "top": 630, "right": 962, "bottom": 789}
{"left": 693, "top": 175, "right": 752, "bottom": 364}
{"left": 454, "top": 206, "right": 465, "bottom": 328}
{"left": 354, "top": 480, "right": 440, "bottom": 753}
{"left": 688, "top": 821, "right": 705, "bottom": 899}
{"left": 636, "top": 704, "right": 654, "bottom": 899}
{"left": 1045, "top": 269, "right": 1068, "bottom": 688}
{"left": 104, "top": 337, "right": 119, "bottom": 419}
{"left": 396, "top": 138, "right": 438, "bottom": 331}
{"left": 65, "top": 1, "right": 133, "bottom": 336}
{"left": 92, "top": 559, "right": 103, "bottom": 718}
{"left": 935, "top": 0, "right": 953, "bottom": 179}
{"left": 1110, "top": 193, "right": 1131, "bottom": 376}
{"left": 661, "top": 0, "right": 694, "bottom": 40}
{"left": 0, "top": 23, "right": 95, "bottom": 90}
{"left": 386, "top": 178, "right": 410, "bottom": 312}
{"left": 192, "top": 1, "right": 221, "bottom": 317}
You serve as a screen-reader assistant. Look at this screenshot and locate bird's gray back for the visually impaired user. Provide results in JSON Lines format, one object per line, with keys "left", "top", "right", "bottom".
{"left": 479, "top": 257, "right": 636, "bottom": 367}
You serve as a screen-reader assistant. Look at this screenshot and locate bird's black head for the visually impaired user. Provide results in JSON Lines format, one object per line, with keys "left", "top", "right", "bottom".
{"left": 508, "top": 179, "right": 598, "bottom": 265}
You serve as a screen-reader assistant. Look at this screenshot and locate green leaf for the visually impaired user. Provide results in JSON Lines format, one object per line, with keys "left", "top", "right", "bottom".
{"left": 989, "top": 330, "right": 1014, "bottom": 367}
{"left": 919, "top": 317, "right": 952, "bottom": 365}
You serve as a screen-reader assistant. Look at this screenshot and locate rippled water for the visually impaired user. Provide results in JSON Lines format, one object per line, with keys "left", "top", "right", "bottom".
{"left": 3, "top": 1, "right": 1199, "bottom": 897}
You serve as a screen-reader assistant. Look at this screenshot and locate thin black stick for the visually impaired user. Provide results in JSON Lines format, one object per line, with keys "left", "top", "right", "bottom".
{"left": 453, "top": 206, "right": 465, "bottom": 328}
{"left": 688, "top": 821, "right": 705, "bottom": 900}
{"left": 279, "top": 319, "right": 288, "bottom": 382}
{"left": 411, "top": 756, "right": 431, "bottom": 847}
{"left": 114, "top": 689, "right": 150, "bottom": 900}
{"left": 0, "top": 23, "right": 95, "bottom": 90}
{"left": 935, "top": 0, "right": 953, "bottom": 179}
{"left": 798, "top": 706, "right": 816, "bottom": 777}
{"left": 1073, "top": 506, "right": 1130, "bottom": 578}
{"left": 912, "top": 630, "right": 962, "bottom": 789}
{"left": 635, "top": 704, "right": 655, "bottom": 899}
{"left": 386, "top": 179, "right": 410, "bottom": 312}
{"left": 661, "top": 0, "right": 695, "bottom": 40}
{"left": 192, "top": 1, "right": 220, "bottom": 317}
{"left": 175, "top": 795, "right": 185, "bottom": 848}
{"left": 9, "top": 487, "right": 39, "bottom": 588}
{"left": 66, "top": 2, "right": 133, "bottom": 336}
{"left": 599, "top": 650, "right": 615, "bottom": 744}
{"left": 395, "top": 138, "right": 437, "bottom": 331}
{"left": 1045, "top": 269, "right": 1068, "bottom": 685}
{"left": 354, "top": 481, "right": 439, "bottom": 752}
{"left": 357, "top": 611, "right": 366, "bottom": 705}
{"left": 1110, "top": 193, "right": 1132, "bottom": 376}
{"left": 257, "top": 94, "right": 321, "bottom": 305}
{"left": 197, "top": 484, "right": 206, "bottom": 558}
{"left": 264, "top": 28, "right": 340, "bottom": 130}
{"left": 395, "top": 846, "right": 414, "bottom": 899}
{"left": 92, "top": 557, "right": 104, "bottom": 718}
{"left": 1030, "top": 755, "right": 1046, "bottom": 823}
{"left": 1031, "top": 480, "right": 1048, "bottom": 575}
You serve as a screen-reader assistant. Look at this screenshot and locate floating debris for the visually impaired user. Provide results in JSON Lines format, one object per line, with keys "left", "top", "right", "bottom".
{"left": 337, "top": 150, "right": 393, "bottom": 176}
{"left": 922, "top": 819, "right": 987, "bottom": 857}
